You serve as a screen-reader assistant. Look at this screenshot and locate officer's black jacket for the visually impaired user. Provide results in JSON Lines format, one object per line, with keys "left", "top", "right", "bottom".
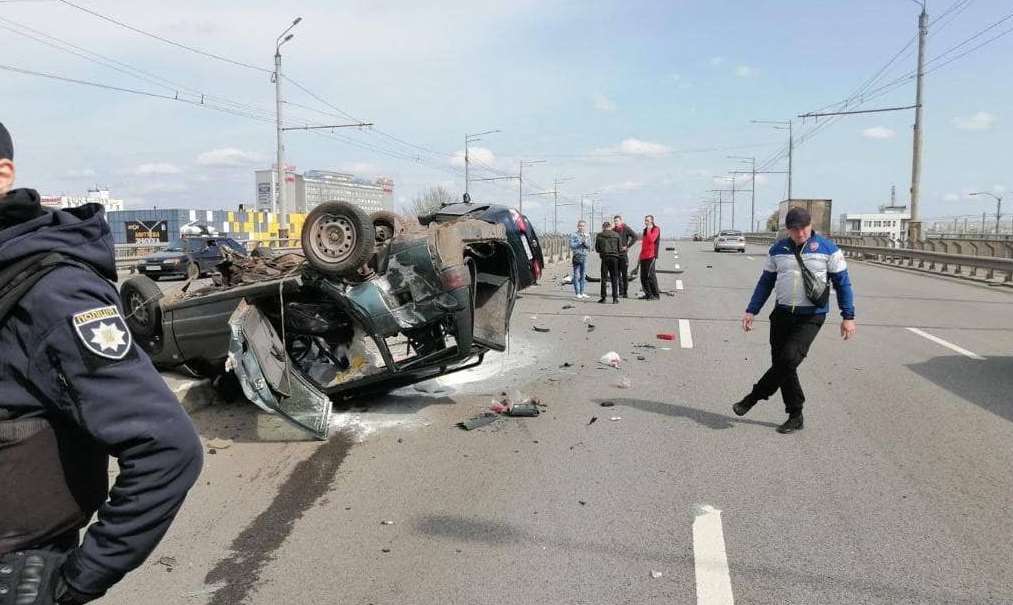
{"left": 0, "top": 189, "right": 203, "bottom": 597}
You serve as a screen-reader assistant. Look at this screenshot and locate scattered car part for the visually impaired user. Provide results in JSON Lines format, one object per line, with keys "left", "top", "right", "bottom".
{"left": 301, "top": 201, "right": 376, "bottom": 277}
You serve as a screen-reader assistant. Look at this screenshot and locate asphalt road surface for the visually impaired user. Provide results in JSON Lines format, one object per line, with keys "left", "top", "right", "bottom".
{"left": 105, "top": 240, "right": 1013, "bottom": 604}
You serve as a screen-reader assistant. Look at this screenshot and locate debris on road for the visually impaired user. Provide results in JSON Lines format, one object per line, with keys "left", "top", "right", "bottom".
{"left": 582, "top": 316, "right": 592, "bottom": 323}
{"left": 587, "top": 324, "right": 596, "bottom": 333}
{"left": 610, "top": 416, "right": 623, "bottom": 422}
{"left": 562, "top": 274, "right": 573, "bottom": 285}
{"left": 414, "top": 381, "right": 451, "bottom": 395}
{"left": 599, "top": 351, "right": 622, "bottom": 368}
{"left": 633, "top": 343, "right": 656, "bottom": 350}
{"left": 560, "top": 362, "right": 573, "bottom": 368}
{"left": 207, "top": 437, "right": 233, "bottom": 450}
{"left": 665, "top": 247, "right": 676, "bottom": 251}
{"left": 588, "top": 416, "right": 598, "bottom": 425}
{"left": 657, "top": 333, "right": 675, "bottom": 341}
{"left": 561, "top": 304, "right": 575, "bottom": 310}
{"left": 579, "top": 500, "right": 587, "bottom": 506}
{"left": 636, "top": 355, "right": 646, "bottom": 361}
{"left": 381, "top": 520, "right": 396, "bottom": 526}
{"left": 381, "top": 548, "right": 391, "bottom": 553}
{"left": 507, "top": 402, "right": 540, "bottom": 417}
{"left": 156, "top": 556, "right": 177, "bottom": 572}
{"left": 706, "top": 265, "right": 713, "bottom": 268}
{"left": 650, "top": 570, "right": 664, "bottom": 579}
{"left": 600, "top": 401, "right": 615, "bottom": 407}
{"left": 532, "top": 325, "right": 551, "bottom": 333}
{"left": 459, "top": 413, "right": 500, "bottom": 431}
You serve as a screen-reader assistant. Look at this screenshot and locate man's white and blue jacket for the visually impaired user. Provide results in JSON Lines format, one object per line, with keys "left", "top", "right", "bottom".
{"left": 746, "top": 232, "right": 855, "bottom": 319}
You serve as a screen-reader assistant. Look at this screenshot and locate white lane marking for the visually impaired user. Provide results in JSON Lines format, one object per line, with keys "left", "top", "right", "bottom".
{"left": 676, "top": 279, "right": 684, "bottom": 291}
{"left": 746, "top": 256, "right": 755, "bottom": 260}
{"left": 906, "top": 328, "right": 985, "bottom": 360}
{"left": 679, "top": 319, "right": 693, "bottom": 349}
{"left": 693, "top": 504, "right": 735, "bottom": 605}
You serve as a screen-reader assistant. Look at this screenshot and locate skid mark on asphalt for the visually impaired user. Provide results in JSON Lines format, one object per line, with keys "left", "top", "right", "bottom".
{"left": 679, "top": 319, "right": 694, "bottom": 348}
{"left": 906, "top": 327, "right": 985, "bottom": 360}
{"left": 204, "top": 432, "right": 355, "bottom": 605}
{"left": 693, "top": 505, "right": 735, "bottom": 604}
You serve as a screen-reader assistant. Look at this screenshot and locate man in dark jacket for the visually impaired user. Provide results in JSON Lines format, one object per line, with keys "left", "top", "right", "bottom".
{"left": 594, "top": 221, "right": 621, "bottom": 304}
{"left": 0, "top": 122, "right": 203, "bottom": 603}
{"left": 638, "top": 215, "right": 661, "bottom": 300}
{"left": 612, "top": 215, "right": 639, "bottom": 298}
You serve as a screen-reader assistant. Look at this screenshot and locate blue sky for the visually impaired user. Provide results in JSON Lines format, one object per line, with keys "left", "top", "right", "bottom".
{"left": 3, "top": 0, "right": 1009, "bottom": 234}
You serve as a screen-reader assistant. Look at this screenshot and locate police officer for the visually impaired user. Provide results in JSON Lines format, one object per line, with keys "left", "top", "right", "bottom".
{"left": 0, "top": 122, "right": 203, "bottom": 603}
{"left": 732, "top": 207, "right": 856, "bottom": 433}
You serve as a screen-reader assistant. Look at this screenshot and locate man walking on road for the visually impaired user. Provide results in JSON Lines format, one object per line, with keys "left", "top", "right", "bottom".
{"left": 612, "top": 215, "right": 639, "bottom": 298}
{"left": 569, "top": 220, "right": 591, "bottom": 299}
{"left": 733, "top": 207, "right": 856, "bottom": 434}
{"left": 639, "top": 215, "right": 661, "bottom": 300}
{"left": 595, "top": 220, "right": 621, "bottom": 304}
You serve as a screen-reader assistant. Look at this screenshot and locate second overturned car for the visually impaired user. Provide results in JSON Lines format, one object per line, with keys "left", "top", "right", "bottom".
{"left": 120, "top": 200, "right": 544, "bottom": 439}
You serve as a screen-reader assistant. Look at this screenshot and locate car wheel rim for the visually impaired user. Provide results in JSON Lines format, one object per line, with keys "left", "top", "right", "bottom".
{"left": 311, "top": 214, "right": 357, "bottom": 264}
{"left": 130, "top": 292, "right": 149, "bottom": 326}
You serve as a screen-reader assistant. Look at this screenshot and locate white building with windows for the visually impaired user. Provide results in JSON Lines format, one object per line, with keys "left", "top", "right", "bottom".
{"left": 839, "top": 204, "right": 911, "bottom": 241}
{"left": 254, "top": 168, "right": 393, "bottom": 214}
{"left": 41, "top": 187, "right": 125, "bottom": 212}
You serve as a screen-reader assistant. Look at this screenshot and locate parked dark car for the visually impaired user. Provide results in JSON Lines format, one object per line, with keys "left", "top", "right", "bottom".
{"left": 136, "top": 236, "right": 247, "bottom": 280}
{"left": 120, "top": 201, "right": 536, "bottom": 439}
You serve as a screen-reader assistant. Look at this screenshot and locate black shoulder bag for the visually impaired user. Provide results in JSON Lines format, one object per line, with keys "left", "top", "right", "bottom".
{"left": 792, "top": 242, "right": 830, "bottom": 307}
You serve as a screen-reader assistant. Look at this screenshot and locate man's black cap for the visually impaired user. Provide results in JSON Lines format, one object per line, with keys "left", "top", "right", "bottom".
{"left": 785, "top": 207, "right": 811, "bottom": 229}
{"left": 0, "top": 122, "right": 12, "bottom": 161}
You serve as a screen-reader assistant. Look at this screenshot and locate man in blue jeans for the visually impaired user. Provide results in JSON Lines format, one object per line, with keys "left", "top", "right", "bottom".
{"left": 569, "top": 220, "right": 591, "bottom": 299}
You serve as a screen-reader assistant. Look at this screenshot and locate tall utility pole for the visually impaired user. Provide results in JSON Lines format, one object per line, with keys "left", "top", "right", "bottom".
{"left": 752, "top": 120, "right": 794, "bottom": 201}
{"left": 518, "top": 159, "right": 546, "bottom": 213}
{"left": 274, "top": 17, "right": 301, "bottom": 231}
{"left": 909, "top": 1, "right": 928, "bottom": 242}
{"left": 969, "top": 192, "right": 1003, "bottom": 236}
{"left": 579, "top": 192, "right": 600, "bottom": 223}
{"left": 464, "top": 130, "right": 500, "bottom": 196}
{"left": 550, "top": 176, "right": 574, "bottom": 234}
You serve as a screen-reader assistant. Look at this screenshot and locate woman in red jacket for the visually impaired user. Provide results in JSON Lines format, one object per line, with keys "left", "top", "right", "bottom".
{"left": 639, "top": 215, "right": 661, "bottom": 300}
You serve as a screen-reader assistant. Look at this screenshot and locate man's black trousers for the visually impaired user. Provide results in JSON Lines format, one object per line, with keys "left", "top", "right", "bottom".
{"left": 639, "top": 258, "right": 659, "bottom": 298}
{"left": 617, "top": 254, "right": 630, "bottom": 296}
{"left": 749, "top": 307, "right": 826, "bottom": 415}
{"left": 600, "top": 256, "right": 619, "bottom": 300}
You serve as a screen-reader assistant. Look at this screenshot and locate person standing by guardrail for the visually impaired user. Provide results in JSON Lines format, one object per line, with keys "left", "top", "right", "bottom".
{"left": 0, "top": 122, "right": 203, "bottom": 603}
{"left": 734, "top": 207, "right": 856, "bottom": 434}
{"left": 569, "top": 220, "right": 591, "bottom": 299}
{"left": 595, "top": 220, "right": 621, "bottom": 304}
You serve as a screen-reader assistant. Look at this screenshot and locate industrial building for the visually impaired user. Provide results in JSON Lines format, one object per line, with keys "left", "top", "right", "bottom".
{"left": 42, "top": 187, "right": 124, "bottom": 212}
{"left": 838, "top": 204, "right": 911, "bottom": 242}
{"left": 254, "top": 167, "right": 393, "bottom": 214}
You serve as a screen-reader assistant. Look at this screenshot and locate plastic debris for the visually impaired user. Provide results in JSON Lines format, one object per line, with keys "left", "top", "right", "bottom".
{"left": 562, "top": 304, "right": 575, "bottom": 310}
{"left": 660, "top": 347, "right": 672, "bottom": 351}
{"left": 599, "top": 351, "right": 622, "bottom": 368}
{"left": 610, "top": 416, "right": 623, "bottom": 422}
{"left": 588, "top": 416, "right": 598, "bottom": 425}
{"left": 490, "top": 401, "right": 509, "bottom": 414}
{"left": 582, "top": 316, "right": 592, "bottom": 323}
{"left": 507, "top": 403, "right": 540, "bottom": 417}
{"left": 600, "top": 401, "right": 615, "bottom": 407}
{"left": 636, "top": 355, "right": 646, "bottom": 361}
{"left": 650, "top": 570, "right": 663, "bottom": 579}
{"left": 562, "top": 274, "right": 573, "bottom": 284}
{"left": 459, "top": 414, "right": 500, "bottom": 431}
{"left": 532, "top": 325, "right": 551, "bottom": 333}
{"left": 381, "top": 520, "right": 396, "bottom": 526}
{"left": 657, "top": 333, "right": 675, "bottom": 341}
{"left": 587, "top": 324, "right": 596, "bottom": 333}
{"left": 615, "top": 376, "right": 632, "bottom": 389}
{"left": 207, "top": 438, "right": 233, "bottom": 450}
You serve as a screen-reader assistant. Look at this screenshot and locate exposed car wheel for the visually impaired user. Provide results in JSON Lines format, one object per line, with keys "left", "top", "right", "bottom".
{"left": 120, "top": 276, "right": 163, "bottom": 339}
{"left": 370, "top": 210, "right": 405, "bottom": 246}
{"left": 302, "top": 201, "right": 376, "bottom": 277}
{"left": 187, "top": 261, "right": 200, "bottom": 280}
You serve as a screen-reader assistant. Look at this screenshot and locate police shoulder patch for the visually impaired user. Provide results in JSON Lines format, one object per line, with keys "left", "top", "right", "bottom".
{"left": 72, "top": 305, "right": 132, "bottom": 360}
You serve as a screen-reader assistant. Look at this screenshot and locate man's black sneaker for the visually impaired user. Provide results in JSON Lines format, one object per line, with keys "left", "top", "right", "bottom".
{"left": 732, "top": 398, "right": 755, "bottom": 416}
{"left": 612, "top": 299, "right": 619, "bottom": 304}
{"left": 776, "top": 415, "right": 804, "bottom": 434}
{"left": 598, "top": 298, "right": 607, "bottom": 304}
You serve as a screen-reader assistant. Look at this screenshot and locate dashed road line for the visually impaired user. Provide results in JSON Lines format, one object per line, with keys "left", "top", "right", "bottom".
{"left": 693, "top": 504, "right": 735, "bottom": 605}
{"left": 676, "top": 279, "right": 684, "bottom": 291}
{"left": 679, "top": 319, "right": 693, "bottom": 349}
{"left": 906, "top": 328, "right": 984, "bottom": 360}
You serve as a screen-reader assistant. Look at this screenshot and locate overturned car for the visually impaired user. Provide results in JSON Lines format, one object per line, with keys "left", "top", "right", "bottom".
{"left": 120, "top": 201, "right": 544, "bottom": 439}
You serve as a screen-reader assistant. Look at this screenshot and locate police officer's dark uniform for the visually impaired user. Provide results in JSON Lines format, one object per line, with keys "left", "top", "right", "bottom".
{"left": 0, "top": 123, "right": 203, "bottom": 604}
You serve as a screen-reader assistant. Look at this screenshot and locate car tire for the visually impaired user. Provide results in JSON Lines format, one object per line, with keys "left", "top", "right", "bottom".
{"left": 187, "top": 261, "right": 200, "bottom": 280}
{"left": 370, "top": 210, "right": 405, "bottom": 246}
{"left": 120, "top": 276, "right": 163, "bottom": 339}
{"left": 302, "top": 201, "right": 376, "bottom": 277}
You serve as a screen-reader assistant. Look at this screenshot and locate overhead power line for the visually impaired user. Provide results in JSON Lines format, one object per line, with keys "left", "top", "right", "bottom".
{"left": 54, "top": 0, "right": 271, "bottom": 73}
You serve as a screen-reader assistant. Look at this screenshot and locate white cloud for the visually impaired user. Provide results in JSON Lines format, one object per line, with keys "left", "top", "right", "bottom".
{"left": 135, "top": 162, "right": 182, "bottom": 175}
{"left": 65, "top": 168, "right": 96, "bottom": 178}
{"left": 952, "top": 111, "right": 997, "bottom": 131}
{"left": 604, "top": 180, "right": 643, "bottom": 192}
{"left": 943, "top": 193, "right": 960, "bottom": 202}
{"left": 685, "top": 168, "right": 711, "bottom": 178}
{"left": 451, "top": 147, "right": 496, "bottom": 168}
{"left": 709, "top": 56, "right": 724, "bottom": 66}
{"left": 617, "top": 138, "right": 671, "bottom": 156}
{"left": 862, "top": 126, "right": 896, "bottom": 140}
{"left": 593, "top": 93, "right": 617, "bottom": 112}
{"left": 735, "top": 65, "right": 756, "bottom": 78}
{"left": 196, "top": 147, "right": 266, "bottom": 168}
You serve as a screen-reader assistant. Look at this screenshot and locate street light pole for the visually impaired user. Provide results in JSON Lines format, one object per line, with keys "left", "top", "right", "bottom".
{"left": 969, "top": 192, "right": 1004, "bottom": 236}
{"left": 464, "top": 130, "right": 500, "bottom": 196}
{"left": 274, "top": 17, "right": 301, "bottom": 233}
{"left": 752, "top": 120, "right": 793, "bottom": 201}
{"left": 518, "top": 159, "right": 545, "bottom": 213}
{"left": 909, "top": 1, "right": 928, "bottom": 242}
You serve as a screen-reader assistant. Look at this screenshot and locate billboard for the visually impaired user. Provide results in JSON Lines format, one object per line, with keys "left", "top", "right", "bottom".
{"left": 125, "top": 219, "right": 169, "bottom": 244}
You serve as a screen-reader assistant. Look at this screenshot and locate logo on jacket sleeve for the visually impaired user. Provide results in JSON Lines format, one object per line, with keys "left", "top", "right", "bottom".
{"left": 72, "top": 305, "right": 132, "bottom": 360}
{"left": 809, "top": 241, "right": 820, "bottom": 252}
